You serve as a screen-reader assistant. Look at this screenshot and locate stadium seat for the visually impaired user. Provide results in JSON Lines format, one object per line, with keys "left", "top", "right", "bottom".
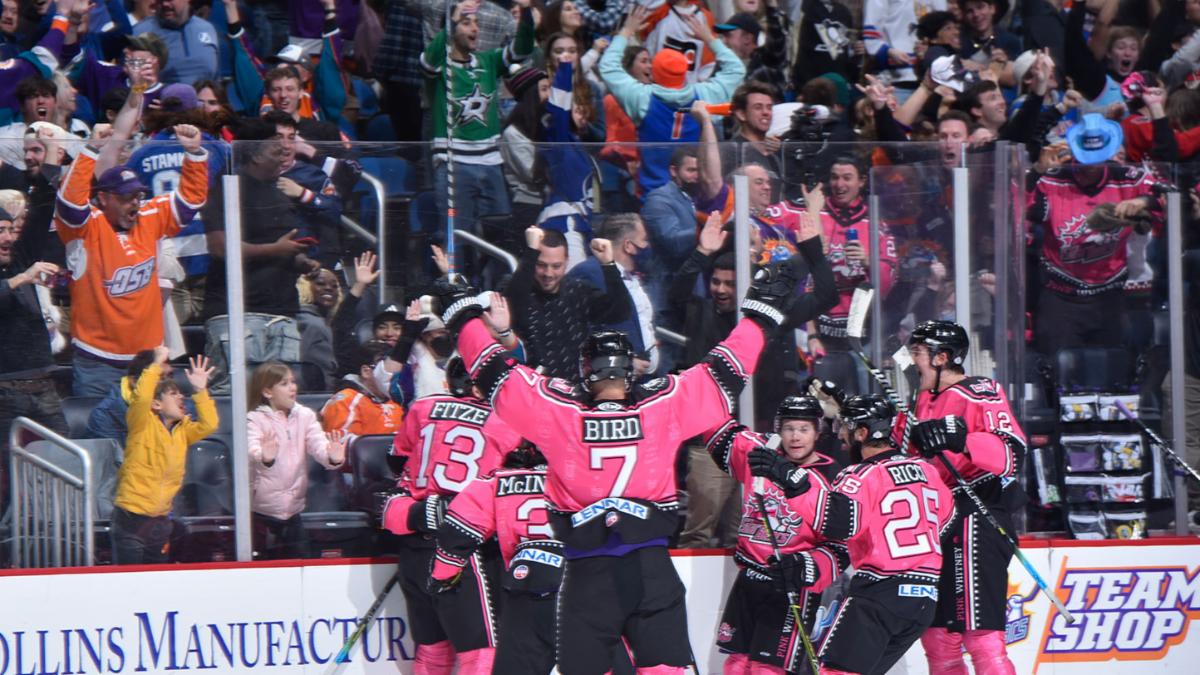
{"left": 171, "top": 436, "right": 235, "bottom": 563}
{"left": 409, "top": 191, "right": 437, "bottom": 234}
{"left": 181, "top": 325, "right": 206, "bottom": 357}
{"left": 348, "top": 435, "right": 399, "bottom": 512}
{"left": 303, "top": 456, "right": 375, "bottom": 558}
{"left": 62, "top": 397, "right": 103, "bottom": 438}
{"left": 1054, "top": 348, "right": 1134, "bottom": 392}
{"left": 297, "top": 393, "right": 332, "bottom": 414}
{"left": 358, "top": 157, "right": 417, "bottom": 200}
{"left": 363, "top": 113, "right": 397, "bottom": 143}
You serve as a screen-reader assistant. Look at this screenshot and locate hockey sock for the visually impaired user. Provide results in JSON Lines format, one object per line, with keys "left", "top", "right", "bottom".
{"left": 963, "top": 629, "right": 1016, "bottom": 675}
{"left": 722, "top": 653, "right": 751, "bottom": 674}
{"left": 634, "top": 666, "right": 687, "bottom": 674}
{"left": 413, "top": 641, "right": 455, "bottom": 675}
{"left": 748, "top": 661, "right": 786, "bottom": 674}
{"left": 455, "top": 646, "right": 496, "bottom": 675}
{"left": 818, "top": 668, "right": 855, "bottom": 675}
{"left": 920, "top": 628, "right": 968, "bottom": 675}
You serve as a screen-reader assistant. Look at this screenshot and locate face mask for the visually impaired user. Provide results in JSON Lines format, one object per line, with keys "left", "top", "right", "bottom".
{"left": 631, "top": 242, "right": 654, "bottom": 271}
{"left": 371, "top": 360, "right": 393, "bottom": 399}
{"left": 430, "top": 334, "right": 455, "bottom": 359}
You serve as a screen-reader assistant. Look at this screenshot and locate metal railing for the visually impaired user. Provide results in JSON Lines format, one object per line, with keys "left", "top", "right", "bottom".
{"left": 454, "top": 229, "right": 519, "bottom": 272}
{"left": 9, "top": 417, "right": 95, "bottom": 567}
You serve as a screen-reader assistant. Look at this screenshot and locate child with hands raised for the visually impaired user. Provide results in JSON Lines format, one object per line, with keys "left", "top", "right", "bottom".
{"left": 247, "top": 362, "right": 347, "bottom": 559}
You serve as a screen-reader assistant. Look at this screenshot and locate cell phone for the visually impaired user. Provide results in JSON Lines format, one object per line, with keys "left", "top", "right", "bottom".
{"left": 845, "top": 229, "right": 859, "bottom": 242}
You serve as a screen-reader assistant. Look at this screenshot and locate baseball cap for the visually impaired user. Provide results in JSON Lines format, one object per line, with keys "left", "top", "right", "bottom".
{"left": 714, "top": 13, "right": 761, "bottom": 36}
{"left": 373, "top": 303, "right": 405, "bottom": 327}
{"left": 159, "top": 83, "right": 201, "bottom": 112}
{"left": 652, "top": 48, "right": 690, "bottom": 90}
{"left": 269, "top": 44, "right": 313, "bottom": 69}
{"left": 95, "top": 166, "right": 149, "bottom": 196}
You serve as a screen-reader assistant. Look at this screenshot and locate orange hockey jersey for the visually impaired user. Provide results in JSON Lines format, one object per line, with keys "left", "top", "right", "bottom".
{"left": 320, "top": 384, "right": 404, "bottom": 438}
{"left": 55, "top": 146, "right": 208, "bottom": 361}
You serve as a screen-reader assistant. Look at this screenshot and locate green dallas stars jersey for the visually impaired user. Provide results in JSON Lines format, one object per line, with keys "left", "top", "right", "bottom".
{"left": 420, "top": 11, "right": 534, "bottom": 166}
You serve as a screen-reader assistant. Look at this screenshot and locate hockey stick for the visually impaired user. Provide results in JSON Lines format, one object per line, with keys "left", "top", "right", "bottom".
{"left": 1115, "top": 400, "right": 1200, "bottom": 484}
{"left": 845, "top": 347, "right": 1077, "bottom": 624}
{"left": 753, "top": 435, "right": 822, "bottom": 674}
{"left": 443, "top": 0, "right": 457, "bottom": 274}
{"left": 333, "top": 569, "right": 402, "bottom": 664}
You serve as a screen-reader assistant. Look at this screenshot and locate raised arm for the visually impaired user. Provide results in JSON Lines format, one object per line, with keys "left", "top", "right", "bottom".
{"left": 691, "top": 101, "right": 724, "bottom": 202}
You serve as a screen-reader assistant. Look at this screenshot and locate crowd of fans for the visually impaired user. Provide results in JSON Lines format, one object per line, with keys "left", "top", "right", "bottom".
{"left": 1, "top": 0, "right": 1200, "bottom": 561}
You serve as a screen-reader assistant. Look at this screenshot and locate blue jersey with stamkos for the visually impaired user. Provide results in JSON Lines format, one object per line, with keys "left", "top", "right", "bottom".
{"left": 637, "top": 93, "right": 699, "bottom": 194}
{"left": 126, "top": 131, "right": 231, "bottom": 276}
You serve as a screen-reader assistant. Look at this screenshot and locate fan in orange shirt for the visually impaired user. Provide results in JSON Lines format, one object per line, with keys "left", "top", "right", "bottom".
{"left": 55, "top": 124, "right": 208, "bottom": 396}
{"left": 321, "top": 341, "right": 404, "bottom": 440}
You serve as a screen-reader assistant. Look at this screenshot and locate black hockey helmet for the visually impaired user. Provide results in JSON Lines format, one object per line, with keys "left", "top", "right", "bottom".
{"left": 839, "top": 394, "right": 897, "bottom": 443}
{"left": 908, "top": 320, "right": 969, "bottom": 367}
{"left": 774, "top": 395, "right": 823, "bottom": 432}
{"left": 504, "top": 440, "right": 547, "bottom": 469}
{"left": 580, "top": 330, "right": 635, "bottom": 388}
{"left": 446, "top": 356, "right": 472, "bottom": 398}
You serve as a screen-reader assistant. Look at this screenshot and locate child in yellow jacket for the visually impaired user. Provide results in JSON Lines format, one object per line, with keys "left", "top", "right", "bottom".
{"left": 112, "top": 347, "right": 219, "bottom": 564}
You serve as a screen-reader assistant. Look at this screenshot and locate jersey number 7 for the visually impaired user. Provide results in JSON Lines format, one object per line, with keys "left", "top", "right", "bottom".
{"left": 590, "top": 445, "right": 638, "bottom": 497}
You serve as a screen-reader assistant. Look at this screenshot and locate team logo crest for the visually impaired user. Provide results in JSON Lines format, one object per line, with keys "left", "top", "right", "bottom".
{"left": 605, "top": 512, "right": 620, "bottom": 528}
{"left": 1057, "top": 213, "right": 1122, "bottom": 265}
{"left": 1005, "top": 578, "right": 1038, "bottom": 645}
{"left": 596, "top": 401, "right": 624, "bottom": 411}
{"left": 512, "top": 565, "right": 529, "bottom": 580}
{"left": 738, "top": 495, "right": 803, "bottom": 546}
{"left": 717, "top": 622, "right": 735, "bottom": 643}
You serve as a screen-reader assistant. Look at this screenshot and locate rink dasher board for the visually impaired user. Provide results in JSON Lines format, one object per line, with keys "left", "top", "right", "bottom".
{"left": 0, "top": 540, "right": 1197, "bottom": 674}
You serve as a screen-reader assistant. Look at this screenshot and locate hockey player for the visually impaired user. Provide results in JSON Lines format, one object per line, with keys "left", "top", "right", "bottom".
{"left": 376, "top": 357, "right": 522, "bottom": 675}
{"left": 800, "top": 394, "right": 956, "bottom": 675}
{"left": 703, "top": 395, "right": 848, "bottom": 674}
{"left": 899, "top": 321, "right": 1028, "bottom": 675}
{"left": 432, "top": 242, "right": 818, "bottom": 673}
{"left": 430, "top": 441, "right": 560, "bottom": 673}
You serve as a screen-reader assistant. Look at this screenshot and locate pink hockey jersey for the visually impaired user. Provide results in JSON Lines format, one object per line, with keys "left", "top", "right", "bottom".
{"left": 457, "top": 316, "right": 766, "bottom": 550}
{"left": 703, "top": 419, "right": 846, "bottom": 587}
{"left": 380, "top": 394, "right": 522, "bottom": 536}
{"left": 895, "top": 376, "right": 1027, "bottom": 507}
{"left": 1026, "top": 165, "right": 1162, "bottom": 296}
{"left": 432, "top": 466, "right": 563, "bottom": 593}
{"left": 763, "top": 198, "right": 896, "bottom": 337}
{"left": 822, "top": 450, "right": 955, "bottom": 587}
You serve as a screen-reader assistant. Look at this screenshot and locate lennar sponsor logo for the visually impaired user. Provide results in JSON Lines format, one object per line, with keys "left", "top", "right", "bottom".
{"left": 1035, "top": 559, "right": 1200, "bottom": 670}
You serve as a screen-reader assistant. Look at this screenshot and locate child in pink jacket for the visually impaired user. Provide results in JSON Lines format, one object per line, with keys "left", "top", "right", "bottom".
{"left": 247, "top": 362, "right": 347, "bottom": 559}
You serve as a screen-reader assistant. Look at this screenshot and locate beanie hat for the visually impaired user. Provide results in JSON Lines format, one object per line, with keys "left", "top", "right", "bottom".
{"left": 652, "top": 48, "right": 690, "bottom": 90}
{"left": 818, "top": 72, "right": 851, "bottom": 108}
{"left": 506, "top": 64, "right": 548, "bottom": 100}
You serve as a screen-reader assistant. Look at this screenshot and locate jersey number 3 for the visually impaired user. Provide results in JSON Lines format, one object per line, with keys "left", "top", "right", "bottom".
{"left": 881, "top": 488, "right": 943, "bottom": 558}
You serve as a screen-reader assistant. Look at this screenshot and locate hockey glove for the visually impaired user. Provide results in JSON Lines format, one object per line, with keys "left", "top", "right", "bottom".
{"left": 406, "top": 494, "right": 448, "bottom": 534}
{"left": 432, "top": 274, "right": 484, "bottom": 334}
{"left": 372, "top": 489, "right": 405, "bottom": 528}
{"left": 749, "top": 448, "right": 812, "bottom": 498}
{"left": 741, "top": 261, "right": 799, "bottom": 332}
{"left": 1086, "top": 202, "right": 1153, "bottom": 235}
{"left": 913, "top": 416, "right": 968, "bottom": 458}
{"left": 768, "top": 551, "right": 820, "bottom": 589}
{"left": 427, "top": 571, "right": 463, "bottom": 595}
{"left": 805, "top": 376, "right": 846, "bottom": 419}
